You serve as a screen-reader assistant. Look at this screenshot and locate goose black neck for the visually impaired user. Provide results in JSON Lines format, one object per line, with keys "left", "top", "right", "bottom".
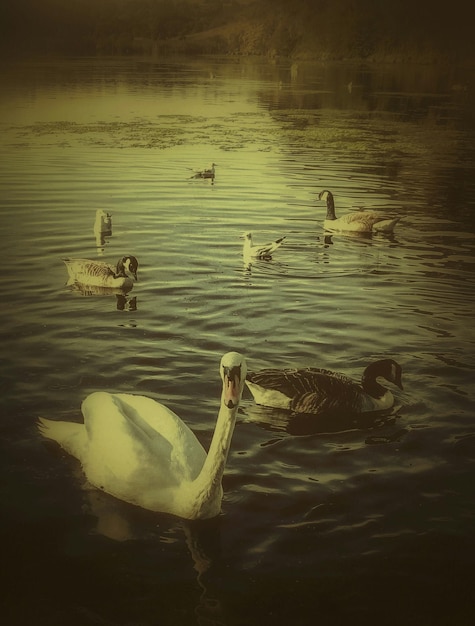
{"left": 361, "top": 364, "right": 386, "bottom": 399}
{"left": 115, "top": 258, "right": 127, "bottom": 278}
{"left": 322, "top": 190, "right": 336, "bottom": 220}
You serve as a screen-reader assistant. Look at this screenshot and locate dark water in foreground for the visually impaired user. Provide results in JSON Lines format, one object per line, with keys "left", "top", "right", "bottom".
{"left": 1, "top": 56, "right": 475, "bottom": 625}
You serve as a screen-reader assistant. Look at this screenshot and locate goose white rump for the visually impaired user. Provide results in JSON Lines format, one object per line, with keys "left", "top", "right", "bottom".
{"left": 38, "top": 352, "right": 247, "bottom": 520}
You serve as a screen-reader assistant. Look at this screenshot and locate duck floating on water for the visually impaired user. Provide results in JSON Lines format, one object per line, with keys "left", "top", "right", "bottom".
{"left": 63, "top": 255, "right": 138, "bottom": 291}
{"left": 94, "top": 209, "right": 112, "bottom": 236}
{"left": 319, "top": 190, "right": 401, "bottom": 233}
{"left": 94, "top": 209, "right": 112, "bottom": 249}
{"left": 38, "top": 352, "right": 247, "bottom": 520}
{"left": 246, "top": 359, "right": 403, "bottom": 416}
{"left": 242, "top": 231, "right": 286, "bottom": 260}
{"left": 191, "top": 163, "right": 217, "bottom": 180}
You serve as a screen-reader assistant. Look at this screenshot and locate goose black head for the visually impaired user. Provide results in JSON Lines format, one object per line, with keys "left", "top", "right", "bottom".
{"left": 366, "top": 359, "right": 403, "bottom": 390}
{"left": 123, "top": 255, "right": 139, "bottom": 281}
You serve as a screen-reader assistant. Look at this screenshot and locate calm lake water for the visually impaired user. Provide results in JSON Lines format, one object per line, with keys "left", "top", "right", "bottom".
{"left": 1, "top": 55, "right": 475, "bottom": 625}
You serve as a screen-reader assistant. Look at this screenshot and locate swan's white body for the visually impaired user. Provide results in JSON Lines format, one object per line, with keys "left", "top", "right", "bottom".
{"left": 38, "top": 352, "right": 246, "bottom": 520}
{"left": 242, "top": 231, "right": 286, "bottom": 259}
{"left": 246, "top": 359, "right": 403, "bottom": 416}
{"left": 63, "top": 256, "right": 138, "bottom": 290}
{"left": 319, "top": 190, "right": 400, "bottom": 233}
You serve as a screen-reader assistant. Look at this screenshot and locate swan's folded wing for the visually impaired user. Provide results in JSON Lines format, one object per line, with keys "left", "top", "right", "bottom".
{"left": 80, "top": 392, "right": 205, "bottom": 488}
{"left": 109, "top": 393, "right": 206, "bottom": 479}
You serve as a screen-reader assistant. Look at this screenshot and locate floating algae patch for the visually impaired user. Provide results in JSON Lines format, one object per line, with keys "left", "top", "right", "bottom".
{"left": 7, "top": 110, "right": 280, "bottom": 152}
{"left": 9, "top": 120, "right": 188, "bottom": 150}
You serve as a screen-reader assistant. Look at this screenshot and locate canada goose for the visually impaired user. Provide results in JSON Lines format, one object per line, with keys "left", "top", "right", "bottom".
{"left": 63, "top": 256, "right": 138, "bottom": 290}
{"left": 246, "top": 359, "right": 403, "bottom": 415}
{"left": 38, "top": 352, "right": 247, "bottom": 520}
{"left": 319, "top": 190, "right": 400, "bottom": 233}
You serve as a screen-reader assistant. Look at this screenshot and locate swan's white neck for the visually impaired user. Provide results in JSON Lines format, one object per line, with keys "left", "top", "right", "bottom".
{"left": 188, "top": 401, "right": 237, "bottom": 519}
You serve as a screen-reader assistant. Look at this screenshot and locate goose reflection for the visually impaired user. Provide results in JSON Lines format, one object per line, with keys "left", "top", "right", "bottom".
{"left": 116, "top": 294, "right": 137, "bottom": 311}
{"left": 67, "top": 282, "right": 138, "bottom": 311}
{"left": 243, "top": 402, "right": 399, "bottom": 436}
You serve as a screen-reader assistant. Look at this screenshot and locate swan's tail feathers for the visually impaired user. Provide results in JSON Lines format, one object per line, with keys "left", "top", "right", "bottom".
{"left": 37, "top": 417, "right": 85, "bottom": 460}
{"left": 374, "top": 217, "right": 401, "bottom": 233}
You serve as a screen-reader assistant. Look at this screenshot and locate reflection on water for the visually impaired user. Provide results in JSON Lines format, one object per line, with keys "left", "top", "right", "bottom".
{"left": 243, "top": 401, "right": 401, "bottom": 437}
{"left": 84, "top": 481, "right": 225, "bottom": 626}
{"left": 1, "top": 56, "right": 475, "bottom": 625}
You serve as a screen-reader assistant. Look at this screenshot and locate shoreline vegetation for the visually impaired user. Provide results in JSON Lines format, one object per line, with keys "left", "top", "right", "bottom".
{"left": 2, "top": 0, "right": 474, "bottom": 65}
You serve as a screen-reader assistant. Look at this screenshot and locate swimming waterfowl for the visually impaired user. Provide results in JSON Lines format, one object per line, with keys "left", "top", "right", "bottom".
{"left": 38, "top": 352, "right": 247, "bottom": 520}
{"left": 94, "top": 209, "right": 112, "bottom": 248}
{"left": 246, "top": 359, "right": 403, "bottom": 415}
{"left": 242, "top": 231, "right": 286, "bottom": 259}
{"left": 63, "top": 255, "right": 138, "bottom": 290}
{"left": 94, "top": 209, "right": 112, "bottom": 236}
{"left": 191, "top": 163, "right": 217, "bottom": 180}
{"left": 319, "top": 190, "right": 400, "bottom": 233}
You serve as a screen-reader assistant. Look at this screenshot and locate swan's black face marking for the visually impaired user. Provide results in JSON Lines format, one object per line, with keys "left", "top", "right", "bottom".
{"left": 223, "top": 364, "right": 242, "bottom": 409}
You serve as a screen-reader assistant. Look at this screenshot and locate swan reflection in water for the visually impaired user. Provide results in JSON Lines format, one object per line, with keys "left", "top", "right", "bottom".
{"left": 66, "top": 282, "right": 138, "bottom": 312}
{"left": 81, "top": 483, "right": 225, "bottom": 626}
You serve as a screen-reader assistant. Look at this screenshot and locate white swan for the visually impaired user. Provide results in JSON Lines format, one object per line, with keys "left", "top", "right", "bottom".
{"left": 63, "top": 255, "right": 138, "bottom": 290}
{"left": 246, "top": 359, "right": 403, "bottom": 415}
{"left": 319, "top": 190, "right": 400, "bottom": 233}
{"left": 191, "top": 163, "right": 217, "bottom": 180}
{"left": 242, "top": 231, "right": 286, "bottom": 260}
{"left": 38, "top": 352, "right": 247, "bottom": 520}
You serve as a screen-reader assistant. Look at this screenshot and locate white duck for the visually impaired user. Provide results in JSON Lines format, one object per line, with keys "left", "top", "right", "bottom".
{"left": 319, "top": 190, "right": 400, "bottom": 233}
{"left": 63, "top": 255, "right": 138, "bottom": 290}
{"left": 38, "top": 352, "right": 247, "bottom": 520}
{"left": 242, "top": 231, "right": 286, "bottom": 260}
{"left": 246, "top": 359, "right": 403, "bottom": 415}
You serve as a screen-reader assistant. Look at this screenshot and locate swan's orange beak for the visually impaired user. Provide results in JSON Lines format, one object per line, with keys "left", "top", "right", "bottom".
{"left": 223, "top": 366, "right": 242, "bottom": 409}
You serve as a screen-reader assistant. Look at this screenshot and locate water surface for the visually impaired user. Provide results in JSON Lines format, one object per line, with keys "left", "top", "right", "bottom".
{"left": 1, "top": 56, "right": 475, "bottom": 626}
